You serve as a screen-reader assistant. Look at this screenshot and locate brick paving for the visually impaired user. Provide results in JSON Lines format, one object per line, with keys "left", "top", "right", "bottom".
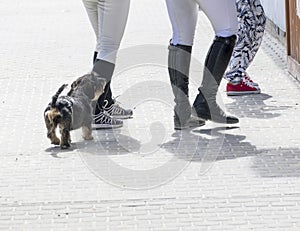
{"left": 0, "top": 0, "right": 300, "bottom": 230}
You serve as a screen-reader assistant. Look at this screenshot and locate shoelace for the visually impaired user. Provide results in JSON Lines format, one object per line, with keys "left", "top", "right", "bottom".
{"left": 110, "top": 104, "right": 125, "bottom": 115}
{"left": 244, "top": 76, "right": 253, "bottom": 82}
{"left": 243, "top": 72, "right": 259, "bottom": 86}
{"left": 103, "top": 98, "right": 126, "bottom": 115}
{"left": 242, "top": 78, "right": 258, "bottom": 88}
{"left": 94, "top": 112, "right": 114, "bottom": 124}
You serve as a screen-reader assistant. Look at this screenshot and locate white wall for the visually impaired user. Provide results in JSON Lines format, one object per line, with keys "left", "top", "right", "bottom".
{"left": 261, "top": 0, "right": 286, "bottom": 31}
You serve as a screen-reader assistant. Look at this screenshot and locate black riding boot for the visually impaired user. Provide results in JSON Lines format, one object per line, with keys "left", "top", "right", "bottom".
{"left": 168, "top": 44, "right": 205, "bottom": 129}
{"left": 192, "top": 35, "right": 239, "bottom": 124}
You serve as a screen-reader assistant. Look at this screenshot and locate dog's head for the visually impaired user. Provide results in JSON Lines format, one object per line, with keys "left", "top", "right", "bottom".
{"left": 44, "top": 97, "right": 73, "bottom": 126}
{"left": 44, "top": 106, "right": 62, "bottom": 132}
{"left": 69, "top": 73, "right": 106, "bottom": 101}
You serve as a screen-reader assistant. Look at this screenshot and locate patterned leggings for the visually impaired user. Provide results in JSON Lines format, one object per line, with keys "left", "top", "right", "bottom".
{"left": 225, "top": 0, "right": 266, "bottom": 83}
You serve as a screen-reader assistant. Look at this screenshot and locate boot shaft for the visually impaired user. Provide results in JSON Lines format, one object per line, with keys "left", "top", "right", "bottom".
{"left": 192, "top": 35, "right": 239, "bottom": 124}
{"left": 168, "top": 44, "right": 193, "bottom": 127}
{"left": 203, "top": 35, "right": 237, "bottom": 87}
{"left": 168, "top": 44, "right": 192, "bottom": 98}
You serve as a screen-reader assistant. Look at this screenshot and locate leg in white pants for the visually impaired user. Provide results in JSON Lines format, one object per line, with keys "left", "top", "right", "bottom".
{"left": 82, "top": 0, "right": 100, "bottom": 52}
{"left": 165, "top": 0, "right": 238, "bottom": 45}
{"left": 166, "top": 0, "right": 239, "bottom": 125}
{"left": 82, "top": 0, "right": 131, "bottom": 116}
{"left": 82, "top": 0, "right": 130, "bottom": 64}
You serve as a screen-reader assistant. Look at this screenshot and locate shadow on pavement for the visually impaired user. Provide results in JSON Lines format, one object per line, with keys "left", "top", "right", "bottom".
{"left": 44, "top": 120, "right": 300, "bottom": 179}
{"left": 226, "top": 93, "right": 292, "bottom": 119}
{"left": 74, "top": 130, "right": 141, "bottom": 155}
{"left": 45, "top": 146, "right": 77, "bottom": 158}
{"left": 161, "top": 126, "right": 300, "bottom": 178}
{"left": 45, "top": 130, "right": 141, "bottom": 157}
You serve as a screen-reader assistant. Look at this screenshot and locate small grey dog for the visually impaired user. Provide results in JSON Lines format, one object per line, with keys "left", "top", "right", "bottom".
{"left": 44, "top": 72, "right": 106, "bottom": 149}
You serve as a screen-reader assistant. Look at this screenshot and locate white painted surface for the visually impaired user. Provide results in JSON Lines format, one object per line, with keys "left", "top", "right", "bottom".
{"left": 261, "top": 0, "right": 286, "bottom": 31}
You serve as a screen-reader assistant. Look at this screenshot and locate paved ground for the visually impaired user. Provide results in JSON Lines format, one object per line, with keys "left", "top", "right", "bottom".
{"left": 1, "top": 0, "right": 300, "bottom": 230}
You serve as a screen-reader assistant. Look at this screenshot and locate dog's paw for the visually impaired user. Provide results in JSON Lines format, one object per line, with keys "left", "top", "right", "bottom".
{"left": 51, "top": 138, "right": 60, "bottom": 145}
{"left": 60, "top": 143, "right": 71, "bottom": 149}
{"left": 83, "top": 135, "right": 94, "bottom": 140}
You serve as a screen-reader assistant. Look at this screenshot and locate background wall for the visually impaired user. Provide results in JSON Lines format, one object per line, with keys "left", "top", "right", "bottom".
{"left": 261, "top": 0, "right": 286, "bottom": 32}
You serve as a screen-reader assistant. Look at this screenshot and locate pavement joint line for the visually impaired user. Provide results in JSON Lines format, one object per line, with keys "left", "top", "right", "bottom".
{"left": 1, "top": 193, "right": 300, "bottom": 208}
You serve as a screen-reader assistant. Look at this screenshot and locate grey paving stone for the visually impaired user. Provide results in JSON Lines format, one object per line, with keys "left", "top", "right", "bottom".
{"left": 0, "top": 0, "right": 300, "bottom": 230}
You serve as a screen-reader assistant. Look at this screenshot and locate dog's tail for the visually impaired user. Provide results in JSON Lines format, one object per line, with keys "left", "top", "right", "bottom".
{"left": 51, "top": 84, "right": 68, "bottom": 107}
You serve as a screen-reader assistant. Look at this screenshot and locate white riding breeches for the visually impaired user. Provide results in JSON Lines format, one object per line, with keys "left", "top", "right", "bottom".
{"left": 82, "top": 0, "right": 130, "bottom": 63}
{"left": 165, "top": 0, "right": 238, "bottom": 46}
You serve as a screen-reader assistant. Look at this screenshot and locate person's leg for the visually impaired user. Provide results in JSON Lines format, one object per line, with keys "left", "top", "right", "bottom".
{"left": 93, "top": 0, "right": 130, "bottom": 108}
{"left": 82, "top": 0, "right": 113, "bottom": 113}
{"left": 225, "top": 0, "right": 266, "bottom": 84}
{"left": 248, "top": 0, "right": 266, "bottom": 67}
{"left": 165, "top": 0, "right": 204, "bottom": 129}
{"left": 192, "top": 0, "right": 239, "bottom": 124}
{"left": 89, "top": 0, "right": 130, "bottom": 128}
{"left": 82, "top": 0, "right": 100, "bottom": 55}
{"left": 83, "top": 0, "right": 132, "bottom": 122}
{"left": 225, "top": 0, "right": 266, "bottom": 96}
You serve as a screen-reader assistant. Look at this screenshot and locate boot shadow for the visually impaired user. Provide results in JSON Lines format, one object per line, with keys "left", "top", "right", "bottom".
{"left": 161, "top": 126, "right": 300, "bottom": 177}
{"left": 226, "top": 93, "right": 292, "bottom": 119}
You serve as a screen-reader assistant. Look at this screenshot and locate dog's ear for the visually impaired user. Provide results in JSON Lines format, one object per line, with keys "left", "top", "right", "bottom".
{"left": 71, "top": 76, "right": 84, "bottom": 89}
{"left": 45, "top": 108, "right": 62, "bottom": 126}
{"left": 44, "top": 108, "right": 52, "bottom": 130}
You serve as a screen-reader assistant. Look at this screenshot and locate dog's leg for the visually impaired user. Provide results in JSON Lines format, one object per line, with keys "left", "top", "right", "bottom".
{"left": 59, "top": 117, "right": 72, "bottom": 149}
{"left": 82, "top": 113, "right": 93, "bottom": 140}
{"left": 44, "top": 113, "right": 60, "bottom": 145}
{"left": 59, "top": 125, "right": 71, "bottom": 149}
{"left": 82, "top": 125, "right": 93, "bottom": 140}
{"left": 50, "top": 124, "right": 60, "bottom": 145}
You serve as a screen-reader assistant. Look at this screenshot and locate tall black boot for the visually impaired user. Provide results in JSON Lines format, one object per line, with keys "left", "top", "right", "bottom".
{"left": 168, "top": 44, "right": 205, "bottom": 130}
{"left": 192, "top": 35, "right": 239, "bottom": 124}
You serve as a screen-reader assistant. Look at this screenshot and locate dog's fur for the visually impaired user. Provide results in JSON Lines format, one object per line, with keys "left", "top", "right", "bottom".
{"left": 44, "top": 72, "right": 106, "bottom": 149}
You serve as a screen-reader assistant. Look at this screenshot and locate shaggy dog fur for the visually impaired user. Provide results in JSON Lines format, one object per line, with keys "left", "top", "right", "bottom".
{"left": 44, "top": 72, "right": 106, "bottom": 149}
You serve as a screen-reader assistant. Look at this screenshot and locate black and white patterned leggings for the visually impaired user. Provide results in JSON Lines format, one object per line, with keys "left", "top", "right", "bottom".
{"left": 225, "top": 0, "right": 266, "bottom": 83}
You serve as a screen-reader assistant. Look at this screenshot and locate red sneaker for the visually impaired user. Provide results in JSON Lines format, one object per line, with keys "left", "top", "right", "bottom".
{"left": 226, "top": 79, "right": 261, "bottom": 96}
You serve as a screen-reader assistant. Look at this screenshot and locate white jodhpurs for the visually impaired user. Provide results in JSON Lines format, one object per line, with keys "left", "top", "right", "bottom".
{"left": 82, "top": 0, "right": 130, "bottom": 63}
{"left": 165, "top": 0, "right": 238, "bottom": 45}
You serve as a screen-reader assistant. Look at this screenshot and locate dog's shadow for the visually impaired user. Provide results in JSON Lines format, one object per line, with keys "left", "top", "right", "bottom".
{"left": 45, "top": 130, "right": 142, "bottom": 158}
{"left": 45, "top": 146, "right": 77, "bottom": 158}
{"left": 75, "top": 130, "right": 141, "bottom": 156}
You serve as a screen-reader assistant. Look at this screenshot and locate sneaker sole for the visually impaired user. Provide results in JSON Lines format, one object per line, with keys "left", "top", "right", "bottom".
{"left": 110, "top": 114, "right": 133, "bottom": 119}
{"left": 227, "top": 89, "right": 261, "bottom": 96}
{"left": 92, "top": 123, "right": 123, "bottom": 130}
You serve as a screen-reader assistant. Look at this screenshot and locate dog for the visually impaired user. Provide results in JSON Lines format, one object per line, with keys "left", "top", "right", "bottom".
{"left": 44, "top": 72, "right": 106, "bottom": 149}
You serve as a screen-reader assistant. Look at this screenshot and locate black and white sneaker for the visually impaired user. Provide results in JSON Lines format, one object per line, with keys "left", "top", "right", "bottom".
{"left": 92, "top": 111, "right": 123, "bottom": 129}
{"left": 103, "top": 100, "right": 133, "bottom": 119}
